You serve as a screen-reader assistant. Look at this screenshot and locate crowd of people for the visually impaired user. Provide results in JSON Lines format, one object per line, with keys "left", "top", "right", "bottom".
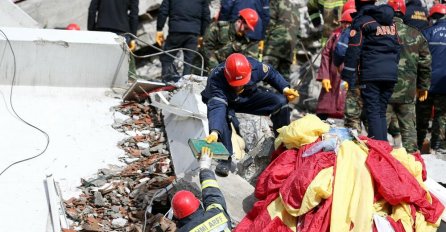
{"left": 85, "top": 0, "right": 446, "bottom": 230}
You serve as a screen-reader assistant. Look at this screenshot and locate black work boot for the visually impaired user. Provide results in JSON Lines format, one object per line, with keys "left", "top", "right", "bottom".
{"left": 215, "top": 157, "right": 231, "bottom": 177}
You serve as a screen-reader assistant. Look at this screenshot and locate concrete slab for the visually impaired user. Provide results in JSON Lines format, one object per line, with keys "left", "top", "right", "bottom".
{"left": 0, "top": 85, "right": 125, "bottom": 232}
{"left": 0, "top": 0, "right": 40, "bottom": 28}
{"left": 423, "top": 154, "right": 446, "bottom": 184}
{"left": 0, "top": 27, "right": 129, "bottom": 88}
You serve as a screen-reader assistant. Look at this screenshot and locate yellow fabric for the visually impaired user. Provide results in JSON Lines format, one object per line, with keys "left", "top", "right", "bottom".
{"left": 280, "top": 167, "right": 333, "bottom": 217}
{"left": 330, "top": 140, "right": 374, "bottom": 232}
{"left": 267, "top": 198, "right": 297, "bottom": 232}
{"left": 415, "top": 211, "right": 441, "bottom": 232}
{"left": 275, "top": 114, "right": 330, "bottom": 149}
{"left": 373, "top": 199, "right": 392, "bottom": 217}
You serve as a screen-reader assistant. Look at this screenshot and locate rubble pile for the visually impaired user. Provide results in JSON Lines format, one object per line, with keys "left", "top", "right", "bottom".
{"left": 64, "top": 102, "right": 178, "bottom": 232}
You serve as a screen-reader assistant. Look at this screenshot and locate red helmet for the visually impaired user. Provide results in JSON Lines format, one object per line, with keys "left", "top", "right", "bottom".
{"left": 66, "top": 23, "right": 80, "bottom": 30}
{"left": 224, "top": 53, "right": 252, "bottom": 87}
{"left": 172, "top": 190, "right": 200, "bottom": 219}
{"left": 342, "top": 0, "right": 356, "bottom": 13}
{"left": 239, "top": 8, "right": 259, "bottom": 31}
{"left": 429, "top": 4, "right": 446, "bottom": 17}
{"left": 341, "top": 9, "right": 356, "bottom": 23}
{"left": 388, "top": 0, "right": 406, "bottom": 15}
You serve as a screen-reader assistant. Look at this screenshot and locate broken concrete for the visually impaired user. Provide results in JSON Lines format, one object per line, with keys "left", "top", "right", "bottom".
{"left": 0, "top": 0, "right": 40, "bottom": 28}
{"left": 0, "top": 28, "right": 129, "bottom": 88}
{"left": 423, "top": 155, "right": 446, "bottom": 184}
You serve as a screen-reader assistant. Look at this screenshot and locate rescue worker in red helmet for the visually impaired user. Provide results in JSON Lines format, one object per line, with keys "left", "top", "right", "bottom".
{"left": 201, "top": 53, "right": 298, "bottom": 176}
{"left": 202, "top": 8, "right": 260, "bottom": 73}
{"left": 172, "top": 147, "right": 232, "bottom": 231}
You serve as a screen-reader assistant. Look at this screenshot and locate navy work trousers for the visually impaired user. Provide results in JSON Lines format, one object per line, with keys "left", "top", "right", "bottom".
{"left": 360, "top": 81, "right": 395, "bottom": 141}
{"left": 221, "top": 88, "right": 290, "bottom": 155}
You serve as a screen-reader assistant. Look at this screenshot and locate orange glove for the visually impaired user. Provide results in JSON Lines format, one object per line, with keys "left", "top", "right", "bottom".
{"left": 283, "top": 87, "right": 299, "bottom": 102}
{"left": 417, "top": 89, "right": 428, "bottom": 102}
{"left": 205, "top": 131, "right": 218, "bottom": 143}
{"left": 258, "top": 40, "right": 265, "bottom": 50}
{"left": 322, "top": 79, "right": 332, "bottom": 92}
{"left": 129, "top": 40, "right": 136, "bottom": 52}
{"left": 156, "top": 31, "right": 164, "bottom": 47}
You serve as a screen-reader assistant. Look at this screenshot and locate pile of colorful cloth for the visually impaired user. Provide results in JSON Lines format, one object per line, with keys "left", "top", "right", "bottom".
{"left": 234, "top": 115, "right": 445, "bottom": 232}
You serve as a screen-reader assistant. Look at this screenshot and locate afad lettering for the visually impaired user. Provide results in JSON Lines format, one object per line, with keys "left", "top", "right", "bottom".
{"left": 376, "top": 25, "right": 396, "bottom": 36}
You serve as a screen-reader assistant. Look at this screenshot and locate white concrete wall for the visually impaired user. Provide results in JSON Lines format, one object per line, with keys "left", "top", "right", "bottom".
{"left": 0, "top": 27, "right": 129, "bottom": 88}
{"left": 0, "top": 0, "right": 40, "bottom": 28}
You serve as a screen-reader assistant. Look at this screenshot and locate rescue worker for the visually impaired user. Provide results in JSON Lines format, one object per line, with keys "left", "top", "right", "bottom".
{"left": 341, "top": 0, "right": 401, "bottom": 141}
{"left": 386, "top": 0, "right": 431, "bottom": 153}
{"left": 202, "top": 8, "right": 259, "bottom": 73}
{"left": 263, "top": 0, "right": 300, "bottom": 81}
{"left": 315, "top": 9, "right": 355, "bottom": 119}
{"left": 201, "top": 53, "right": 298, "bottom": 176}
{"left": 156, "top": 0, "right": 211, "bottom": 82}
{"left": 172, "top": 147, "right": 232, "bottom": 231}
{"left": 307, "top": 0, "right": 346, "bottom": 45}
{"left": 404, "top": 0, "right": 429, "bottom": 31}
{"left": 219, "top": 0, "right": 270, "bottom": 41}
{"left": 418, "top": 4, "right": 446, "bottom": 154}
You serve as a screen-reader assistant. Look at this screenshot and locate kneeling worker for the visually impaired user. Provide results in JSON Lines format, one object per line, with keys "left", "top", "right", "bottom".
{"left": 172, "top": 147, "right": 231, "bottom": 232}
{"left": 201, "top": 53, "right": 299, "bottom": 176}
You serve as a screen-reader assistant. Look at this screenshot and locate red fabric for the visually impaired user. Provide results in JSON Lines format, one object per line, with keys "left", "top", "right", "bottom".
{"left": 271, "top": 145, "right": 287, "bottom": 161}
{"left": 316, "top": 27, "right": 347, "bottom": 118}
{"left": 387, "top": 216, "right": 406, "bottom": 232}
{"left": 412, "top": 151, "right": 427, "bottom": 181}
{"left": 364, "top": 137, "right": 445, "bottom": 223}
{"left": 280, "top": 151, "right": 336, "bottom": 211}
{"left": 234, "top": 193, "right": 280, "bottom": 232}
{"left": 298, "top": 196, "right": 332, "bottom": 232}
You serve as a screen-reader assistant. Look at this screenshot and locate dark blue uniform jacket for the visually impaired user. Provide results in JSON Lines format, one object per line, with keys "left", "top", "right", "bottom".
{"left": 404, "top": 0, "right": 429, "bottom": 31}
{"left": 219, "top": 0, "right": 270, "bottom": 40}
{"left": 201, "top": 57, "right": 289, "bottom": 135}
{"left": 423, "top": 19, "right": 446, "bottom": 94}
{"left": 177, "top": 169, "right": 231, "bottom": 232}
{"left": 341, "top": 5, "right": 401, "bottom": 86}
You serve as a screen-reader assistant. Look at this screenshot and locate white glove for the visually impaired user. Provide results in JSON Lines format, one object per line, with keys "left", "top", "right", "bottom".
{"left": 199, "top": 147, "right": 213, "bottom": 170}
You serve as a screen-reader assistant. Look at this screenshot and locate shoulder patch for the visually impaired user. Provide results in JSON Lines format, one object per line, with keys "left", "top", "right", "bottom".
{"left": 262, "top": 64, "right": 269, "bottom": 73}
{"left": 350, "top": 29, "right": 357, "bottom": 37}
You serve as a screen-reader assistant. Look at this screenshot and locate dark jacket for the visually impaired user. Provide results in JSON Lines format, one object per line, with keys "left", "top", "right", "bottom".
{"left": 177, "top": 169, "right": 231, "bottom": 232}
{"left": 403, "top": 0, "right": 429, "bottom": 31}
{"left": 157, "top": 0, "right": 211, "bottom": 36}
{"left": 201, "top": 57, "right": 289, "bottom": 135}
{"left": 341, "top": 4, "right": 400, "bottom": 86}
{"left": 219, "top": 0, "right": 270, "bottom": 40}
{"left": 422, "top": 19, "right": 446, "bottom": 94}
{"left": 88, "top": 0, "right": 139, "bottom": 35}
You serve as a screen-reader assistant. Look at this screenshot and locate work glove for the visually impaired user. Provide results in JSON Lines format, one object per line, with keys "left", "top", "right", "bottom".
{"left": 341, "top": 81, "right": 348, "bottom": 91}
{"left": 199, "top": 147, "right": 213, "bottom": 170}
{"left": 417, "top": 89, "right": 428, "bottom": 102}
{"left": 205, "top": 131, "right": 218, "bottom": 143}
{"left": 283, "top": 87, "right": 299, "bottom": 102}
{"left": 129, "top": 40, "right": 136, "bottom": 52}
{"left": 258, "top": 40, "right": 265, "bottom": 50}
{"left": 156, "top": 31, "right": 164, "bottom": 47}
{"left": 322, "top": 79, "right": 332, "bottom": 92}
{"left": 198, "top": 36, "right": 203, "bottom": 48}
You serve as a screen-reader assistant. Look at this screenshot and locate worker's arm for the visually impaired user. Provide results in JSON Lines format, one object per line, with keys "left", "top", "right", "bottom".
{"left": 317, "top": 32, "right": 336, "bottom": 82}
{"left": 261, "top": 62, "right": 290, "bottom": 93}
{"left": 307, "top": 0, "right": 322, "bottom": 27}
{"left": 206, "top": 72, "right": 229, "bottom": 137}
{"left": 128, "top": 0, "right": 139, "bottom": 35}
{"left": 201, "top": 0, "right": 211, "bottom": 36}
{"left": 261, "top": 0, "right": 270, "bottom": 36}
{"left": 156, "top": 0, "right": 169, "bottom": 32}
{"left": 341, "top": 21, "right": 363, "bottom": 88}
{"left": 417, "top": 33, "right": 432, "bottom": 92}
{"left": 200, "top": 168, "right": 228, "bottom": 211}
{"left": 87, "top": 0, "right": 100, "bottom": 31}
{"left": 203, "top": 23, "right": 223, "bottom": 71}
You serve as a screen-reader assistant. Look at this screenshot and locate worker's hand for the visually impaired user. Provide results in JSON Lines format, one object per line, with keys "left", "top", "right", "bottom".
{"left": 321, "top": 79, "right": 332, "bottom": 92}
{"left": 342, "top": 81, "right": 349, "bottom": 91}
{"left": 129, "top": 40, "right": 137, "bottom": 52}
{"left": 199, "top": 147, "right": 213, "bottom": 170}
{"left": 283, "top": 87, "right": 299, "bottom": 102}
{"left": 258, "top": 40, "right": 265, "bottom": 50}
{"left": 417, "top": 89, "right": 428, "bottom": 102}
{"left": 156, "top": 31, "right": 164, "bottom": 47}
{"left": 198, "top": 36, "right": 203, "bottom": 48}
{"left": 205, "top": 131, "right": 218, "bottom": 143}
